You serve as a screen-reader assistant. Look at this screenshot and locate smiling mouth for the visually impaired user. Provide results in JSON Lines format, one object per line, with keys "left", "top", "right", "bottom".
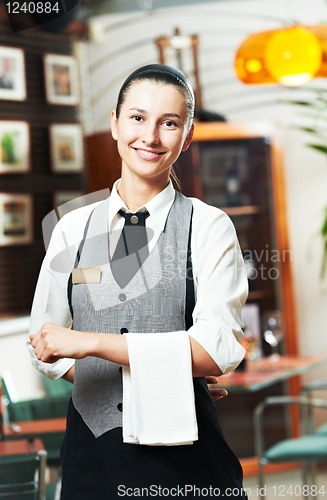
{"left": 133, "top": 148, "right": 166, "bottom": 158}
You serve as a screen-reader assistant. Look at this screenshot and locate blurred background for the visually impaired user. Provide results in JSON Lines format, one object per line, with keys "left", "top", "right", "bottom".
{"left": 0, "top": 0, "right": 327, "bottom": 497}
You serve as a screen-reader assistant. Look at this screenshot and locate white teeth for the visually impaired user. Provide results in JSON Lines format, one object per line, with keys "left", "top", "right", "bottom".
{"left": 138, "top": 150, "right": 161, "bottom": 157}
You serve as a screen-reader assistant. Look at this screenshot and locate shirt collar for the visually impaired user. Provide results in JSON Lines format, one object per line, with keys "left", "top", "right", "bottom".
{"left": 109, "top": 178, "right": 176, "bottom": 233}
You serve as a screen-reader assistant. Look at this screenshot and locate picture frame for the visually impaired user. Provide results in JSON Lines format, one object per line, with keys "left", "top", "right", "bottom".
{"left": 50, "top": 123, "right": 84, "bottom": 173}
{"left": 53, "top": 191, "right": 85, "bottom": 218}
{"left": 0, "top": 193, "right": 33, "bottom": 245}
{"left": 0, "top": 120, "right": 30, "bottom": 174}
{"left": 44, "top": 53, "right": 80, "bottom": 105}
{"left": 0, "top": 46, "right": 26, "bottom": 101}
{"left": 241, "top": 303, "right": 263, "bottom": 360}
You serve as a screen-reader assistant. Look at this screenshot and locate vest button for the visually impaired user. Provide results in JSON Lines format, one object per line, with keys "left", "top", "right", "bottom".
{"left": 117, "top": 403, "right": 123, "bottom": 412}
{"left": 118, "top": 293, "right": 126, "bottom": 302}
{"left": 120, "top": 328, "right": 128, "bottom": 334}
{"left": 130, "top": 215, "right": 139, "bottom": 224}
{"left": 119, "top": 366, "right": 122, "bottom": 374}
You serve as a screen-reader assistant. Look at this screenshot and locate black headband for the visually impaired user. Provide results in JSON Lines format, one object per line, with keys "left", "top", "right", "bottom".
{"left": 120, "top": 64, "right": 195, "bottom": 108}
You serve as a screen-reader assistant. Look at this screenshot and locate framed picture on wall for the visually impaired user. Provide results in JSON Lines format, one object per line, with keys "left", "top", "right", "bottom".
{"left": 0, "top": 193, "right": 33, "bottom": 245}
{"left": 44, "top": 53, "right": 80, "bottom": 105}
{"left": 50, "top": 123, "right": 84, "bottom": 173}
{"left": 0, "top": 46, "right": 26, "bottom": 101}
{"left": 0, "top": 120, "right": 30, "bottom": 174}
{"left": 241, "top": 302, "right": 263, "bottom": 360}
{"left": 53, "top": 191, "right": 85, "bottom": 218}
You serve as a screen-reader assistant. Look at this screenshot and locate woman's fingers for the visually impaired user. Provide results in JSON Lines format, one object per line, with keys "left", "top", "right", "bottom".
{"left": 205, "top": 376, "right": 218, "bottom": 385}
{"left": 30, "top": 322, "right": 92, "bottom": 362}
{"left": 209, "top": 388, "right": 228, "bottom": 401}
{"left": 30, "top": 322, "right": 63, "bottom": 362}
{"left": 205, "top": 376, "right": 228, "bottom": 401}
{"left": 29, "top": 331, "right": 40, "bottom": 348}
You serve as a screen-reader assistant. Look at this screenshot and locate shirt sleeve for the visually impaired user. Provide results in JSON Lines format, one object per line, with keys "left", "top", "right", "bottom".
{"left": 189, "top": 199, "right": 248, "bottom": 375}
{"left": 26, "top": 202, "right": 101, "bottom": 381}
{"left": 26, "top": 216, "right": 76, "bottom": 380}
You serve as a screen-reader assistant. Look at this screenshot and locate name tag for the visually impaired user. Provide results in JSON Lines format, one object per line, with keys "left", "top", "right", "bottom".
{"left": 72, "top": 267, "right": 101, "bottom": 284}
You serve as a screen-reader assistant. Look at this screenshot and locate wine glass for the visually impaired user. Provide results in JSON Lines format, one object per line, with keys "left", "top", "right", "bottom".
{"left": 262, "top": 310, "right": 284, "bottom": 361}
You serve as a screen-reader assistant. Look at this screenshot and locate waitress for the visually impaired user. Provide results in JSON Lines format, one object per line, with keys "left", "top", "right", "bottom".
{"left": 28, "top": 64, "right": 248, "bottom": 499}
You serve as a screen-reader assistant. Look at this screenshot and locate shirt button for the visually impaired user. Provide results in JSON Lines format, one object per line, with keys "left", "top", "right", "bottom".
{"left": 118, "top": 293, "right": 126, "bottom": 302}
{"left": 130, "top": 215, "right": 139, "bottom": 224}
{"left": 120, "top": 328, "right": 128, "bottom": 334}
{"left": 117, "top": 403, "right": 123, "bottom": 412}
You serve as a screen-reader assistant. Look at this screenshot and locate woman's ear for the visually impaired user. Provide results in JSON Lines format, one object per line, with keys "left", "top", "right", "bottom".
{"left": 181, "top": 123, "right": 194, "bottom": 152}
{"left": 111, "top": 110, "right": 118, "bottom": 141}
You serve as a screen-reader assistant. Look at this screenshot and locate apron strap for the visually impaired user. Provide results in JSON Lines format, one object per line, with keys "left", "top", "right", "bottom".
{"left": 67, "top": 208, "right": 96, "bottom": 320}
{"left": 185, "top": 204, "right": 195, "bottom": 330}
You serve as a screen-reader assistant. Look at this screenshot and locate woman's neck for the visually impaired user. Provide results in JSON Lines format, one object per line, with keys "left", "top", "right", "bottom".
{"left": 117, "top": 171, "right": 169, "bottom": 212}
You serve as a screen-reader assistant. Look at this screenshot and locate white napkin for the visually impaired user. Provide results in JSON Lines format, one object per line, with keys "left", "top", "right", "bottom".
{"left": 122, "top": 331, "right": 198, "bottom": 446}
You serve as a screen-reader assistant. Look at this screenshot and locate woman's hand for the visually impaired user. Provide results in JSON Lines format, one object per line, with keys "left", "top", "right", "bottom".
{"left": 205, "top": 376, "right": 228, "bottom": 401}
{"left": 29, "top": 322, "right": 94, "bottom": 364}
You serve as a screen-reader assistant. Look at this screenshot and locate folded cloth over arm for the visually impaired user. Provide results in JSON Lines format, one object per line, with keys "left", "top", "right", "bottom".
{"left": 123, "top": 331, "right": 198, "bottom": 446}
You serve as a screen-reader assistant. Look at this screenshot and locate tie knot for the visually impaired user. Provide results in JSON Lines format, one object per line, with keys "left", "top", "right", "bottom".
{"left": 118, "top": 209, "right": 150, "bottom": 226}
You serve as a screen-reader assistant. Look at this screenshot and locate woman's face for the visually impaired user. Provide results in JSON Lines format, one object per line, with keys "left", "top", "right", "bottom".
{"left": 111, "top": 80, "right": 194, "bottom": 186}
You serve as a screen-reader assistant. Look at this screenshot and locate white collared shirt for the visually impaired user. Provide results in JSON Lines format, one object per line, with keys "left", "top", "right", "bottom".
{"left": 27, "top": 179, "right": 248, "bottom": 379}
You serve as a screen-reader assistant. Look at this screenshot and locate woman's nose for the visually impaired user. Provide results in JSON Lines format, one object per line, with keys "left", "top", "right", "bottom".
{"left": 142, "top": 122, "right": 160, "bottom": 145}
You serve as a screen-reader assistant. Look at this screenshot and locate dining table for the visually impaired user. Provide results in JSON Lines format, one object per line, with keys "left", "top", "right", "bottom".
{"left": 216, "top": 354, "right": 327, "bottom": 393}
{"left": 210, "top": 354, "right": 327, "bottom": 476}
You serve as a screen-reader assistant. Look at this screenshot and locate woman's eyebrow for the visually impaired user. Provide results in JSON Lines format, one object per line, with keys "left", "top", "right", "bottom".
{"left": 163, "top": 113, "right": 181, "bottom": 120}
{"left": 129, "top": 108, "right": 181, "bottom": 120}
{"left": 129, "top": 107, "right": 147, "bottom": 114}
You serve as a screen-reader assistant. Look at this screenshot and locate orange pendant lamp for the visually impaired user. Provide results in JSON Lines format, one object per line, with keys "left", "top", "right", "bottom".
{"left": 235, "top": 25, "right": 327, "bottom": 86}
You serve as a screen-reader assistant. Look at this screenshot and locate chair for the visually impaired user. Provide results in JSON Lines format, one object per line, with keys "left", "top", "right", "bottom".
{"left": 40, "top": 375, "right": 72, "bottom": 399}
{"left": 0, "top": 374, "right": 69, "bottom": 499}
{"left": 0, "top": 438, "right": 47, "bottom": 500}
{"left": 254, "top": 392, "right": 327, "bottom": 500}
{"left": 300, "top": 380, "right": 327, "bottom": 435}
{"left": 298, "top": 380, "right": 327, "bottom": 487}
{"left": 1, "top": 375, "right": 71, "bottom": 467}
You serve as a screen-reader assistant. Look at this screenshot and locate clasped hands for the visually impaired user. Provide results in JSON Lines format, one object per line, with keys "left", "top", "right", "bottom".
{"left": 29, "top": 322, "right": 228, "bottom": 402}
{"left": 29, "top": 322, "right": 92, "bottom": 364}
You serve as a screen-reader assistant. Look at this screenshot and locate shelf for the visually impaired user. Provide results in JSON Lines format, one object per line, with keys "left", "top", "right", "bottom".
{"left": 220, "top": 205, "right": 267, "bottom": 216}
{"left": 247, "top": 290, "right": 273, "bottom": 300}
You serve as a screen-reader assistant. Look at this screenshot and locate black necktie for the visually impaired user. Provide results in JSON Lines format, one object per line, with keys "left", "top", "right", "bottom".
{"left": 111, "top": 209, "right": 150, "bottom": 288}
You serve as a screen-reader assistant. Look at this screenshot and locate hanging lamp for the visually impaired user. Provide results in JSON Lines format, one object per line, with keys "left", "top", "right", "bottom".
{"left": 235, "top": 24, "right": 327, "bottom": 86}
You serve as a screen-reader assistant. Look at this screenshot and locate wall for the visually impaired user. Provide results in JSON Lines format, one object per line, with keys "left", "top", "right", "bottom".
{"left": 0, "top": 21, "right": 85, "bottom": 398}
{"left": 0, "top": 21, "right": 85, "bottom": 317}
{"left": 84, "top": 0, "right": 327, "bottom": 384}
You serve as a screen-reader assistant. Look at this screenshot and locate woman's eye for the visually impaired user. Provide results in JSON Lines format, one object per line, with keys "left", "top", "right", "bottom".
{"left": 164, "top": 120, "right": 177, "bottom": 128}
{"left": 131, "top": 115, "right": 143, "bottom": 122}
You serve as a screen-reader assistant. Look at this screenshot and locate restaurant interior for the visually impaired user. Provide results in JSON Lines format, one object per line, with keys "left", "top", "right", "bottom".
{"left": 0, "top": 0, "right": 327, "bottom": 498}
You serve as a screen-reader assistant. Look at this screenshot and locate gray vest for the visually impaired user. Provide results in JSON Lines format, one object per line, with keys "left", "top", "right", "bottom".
{"left": 71, "top": 191, "right": 193, "bottom": 438}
